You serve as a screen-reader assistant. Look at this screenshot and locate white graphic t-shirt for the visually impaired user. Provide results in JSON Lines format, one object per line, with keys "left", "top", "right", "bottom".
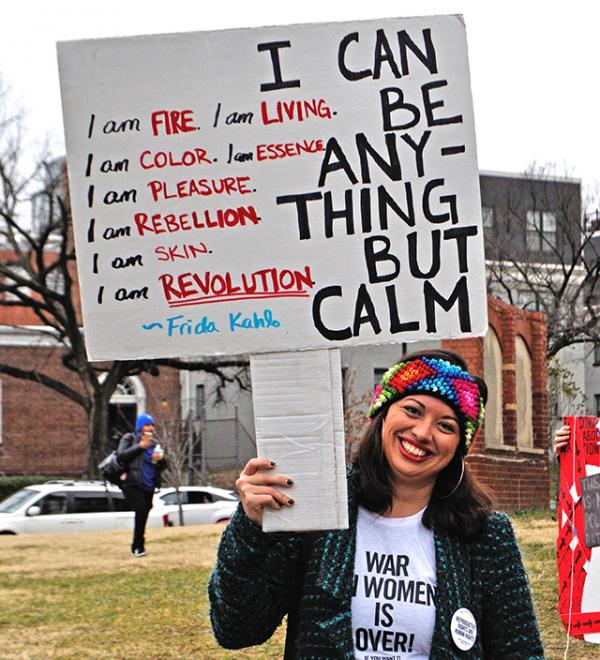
{"left": 352, "top": 506, "right": 436, "bottom": 660}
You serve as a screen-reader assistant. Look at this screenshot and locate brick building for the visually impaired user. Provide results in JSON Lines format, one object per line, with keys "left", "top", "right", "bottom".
{"left": 335, "top": 297, "right": 549, "bottom": 511}
{"left": 444, "top": 297, "right": 549, "bottom": 511}
{"left": 0, "top": 243, "right": 182, "bottom": 477}
{"left": 481, "top": 170, "right": 600, "bottom": 419}
{"left": 0, "top": 332, "right": 87, "bottom": 475}
{"left": 0, "top": 157, "right": 183, "bottom": 477}
{"left": 0, "top": 323, "right": 182, "bottom": 477}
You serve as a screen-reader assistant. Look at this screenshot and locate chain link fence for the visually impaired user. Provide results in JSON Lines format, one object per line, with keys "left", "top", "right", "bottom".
{"left": 157, "top": 406, "right": 256, "bottom": 487}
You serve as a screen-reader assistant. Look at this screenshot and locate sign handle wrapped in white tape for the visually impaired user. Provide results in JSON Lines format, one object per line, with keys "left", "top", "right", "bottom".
{"left": 251, "top": 349, "right": 348, "bottom": 532}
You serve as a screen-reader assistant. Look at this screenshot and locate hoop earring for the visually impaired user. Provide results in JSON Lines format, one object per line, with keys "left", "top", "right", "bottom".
{"left": 435, "top": 456, "right": 465, "bottom": 499}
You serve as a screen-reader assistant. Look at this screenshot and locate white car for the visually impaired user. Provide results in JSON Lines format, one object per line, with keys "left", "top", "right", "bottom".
{"left": 0, "top": 481, "right": 141, "bottom": 534}
{"left": 155, "top": 486, "right": 238, "bottom": 526}
{"left": 0, "top": 481, "right": 237, "bottom": 534}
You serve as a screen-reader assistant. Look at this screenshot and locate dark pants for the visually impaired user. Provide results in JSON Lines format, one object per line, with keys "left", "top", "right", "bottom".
{"left": 121, "top": 485, "right": 154, "bottom": 551}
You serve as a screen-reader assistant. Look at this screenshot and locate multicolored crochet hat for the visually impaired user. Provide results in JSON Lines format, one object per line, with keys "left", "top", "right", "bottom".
{"left": 368, "top": 356, "right": 485, "bottom": 452}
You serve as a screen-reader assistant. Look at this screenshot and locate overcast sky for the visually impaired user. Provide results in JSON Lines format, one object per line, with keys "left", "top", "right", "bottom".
{"left": 1, "top": 0, "right": 598, "bottom": 199}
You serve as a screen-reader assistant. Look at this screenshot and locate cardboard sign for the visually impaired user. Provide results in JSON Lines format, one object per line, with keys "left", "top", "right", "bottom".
{"left": 57, "top": 15, "right": 487, "bottom": 361}
{"left": 557, "top": 416, "right": 600, "bottom": 643}
{"left": 582, "top": 474, "right": 600, "bottom": 549}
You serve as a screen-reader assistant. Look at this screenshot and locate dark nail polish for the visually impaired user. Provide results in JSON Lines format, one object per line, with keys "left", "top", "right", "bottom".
{"left": 286, "top": 479, "right": 294, "bottom": 486}
{"left": 287, "top": 499, "right": 295, "bottom": 506}
{"left": 270, "top": 461, "right": 276, "bottom": 466}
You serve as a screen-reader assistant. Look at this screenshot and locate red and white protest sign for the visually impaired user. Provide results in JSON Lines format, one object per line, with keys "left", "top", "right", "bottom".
{"left": 557, "top": 415, "right": 600, "bottom": 643}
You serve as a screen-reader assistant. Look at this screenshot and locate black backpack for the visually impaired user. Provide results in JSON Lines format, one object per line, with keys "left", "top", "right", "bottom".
{"left": 98, "top": 450, "right": 125, "bottom": 485}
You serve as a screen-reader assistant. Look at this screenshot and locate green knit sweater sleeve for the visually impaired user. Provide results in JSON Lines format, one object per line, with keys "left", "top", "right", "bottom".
{"left": 208, "top": 504, "right": 302, "bottom": 649}
{"left": 479, "top": 512, "right": 544, "bottom": 659}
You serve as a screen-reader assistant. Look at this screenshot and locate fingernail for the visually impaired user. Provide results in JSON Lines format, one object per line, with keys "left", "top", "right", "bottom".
{"left": 287, "top": 499, "right": 295, "bottom": 506}
{"left": 286, "top": 479, "right": 294, "bottom": 486}
{"left": 270, "top": 461, "right": 276, "bottom": 466}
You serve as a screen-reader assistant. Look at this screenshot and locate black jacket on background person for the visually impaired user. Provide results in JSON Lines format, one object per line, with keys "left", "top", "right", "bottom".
{"left": 115, "top": 413, "right": 166, "bottom": 555}
{"left": 116, "top": 432, "right": 166, "bottom": 489}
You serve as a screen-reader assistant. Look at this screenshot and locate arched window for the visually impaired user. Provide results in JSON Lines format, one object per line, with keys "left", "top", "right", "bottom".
{"left": 484, "top": 326, "right": 503, "bottom": 447}
{"left": 100, "top": 375, "right": 146, "bottom": 445}
{"left": 114, "top": 379, "right": 136, "bottom": 396}
{"left": 515, "top": 336, "right": 534, "bottom": 448}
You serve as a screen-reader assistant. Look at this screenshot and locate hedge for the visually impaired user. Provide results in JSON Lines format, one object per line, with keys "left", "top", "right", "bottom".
{"left": 0, "top": 476, "right": 74, "bottom": 501}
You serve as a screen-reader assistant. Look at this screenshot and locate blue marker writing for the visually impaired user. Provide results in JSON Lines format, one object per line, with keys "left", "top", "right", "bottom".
{"left": 229, "top": 309, "right": 281, "bottom": 332}
{"left": 142, "top": 322, "right": 164, "bottom": 331}
{"left": 167, "top": 314, "right": 219, "bottom": 336}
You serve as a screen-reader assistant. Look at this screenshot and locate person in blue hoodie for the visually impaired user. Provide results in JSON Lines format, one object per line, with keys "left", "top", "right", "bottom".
{"left": 116, "top": 412, "right": 166, "bottom": 556}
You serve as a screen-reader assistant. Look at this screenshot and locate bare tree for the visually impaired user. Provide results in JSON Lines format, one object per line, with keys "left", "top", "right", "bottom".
{"left": 150, "top": 396, "right": 190, "bottom": 525}
{"left": 0, "top": 83, "right": 248, "bottom": 474}
{"left": 342, "top": 368, "right": 370, "bottom": 461}
{"left": 484, "top": 164, "right": 600, "bottom": 357}
{"left": 150, "top": 392, "right": 212, "bottom": 489}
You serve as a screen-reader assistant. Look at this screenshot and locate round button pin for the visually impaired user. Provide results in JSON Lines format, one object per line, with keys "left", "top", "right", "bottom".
{"left": 451, "top": 607, "right": 477, "bottom": 651}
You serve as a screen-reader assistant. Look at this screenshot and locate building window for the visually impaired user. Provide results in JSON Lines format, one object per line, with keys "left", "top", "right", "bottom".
{"left": 108, "top": 376, "right": 145, "bottom": 445}
{"left": 515, "top": 336, "right": 534, "bottom": 448}
{"left": 484, "top": 327, "right": 504, "bottom": 447}
{"left": 46, "top": 268, "right": 66, "bottom": 295}
{"left": 195, "top": 384, "right": 206, "bottom": 421}
{"left": 115, "top": 379, "right": 136, "bottom": 396}
{"left": 537, "top": 291, "right": 554, "bottom": 313}
{"left": 595, "top": 394, "right": 600, "bottom": 417}
{"left": 516, "top": 289, "right": 552, "bottom": 312}
{"left": 374, "top": 368, "right": 386, "bottom": 387}
{"left": 482, "top": 207, "right": 494, "bottom": 229}
{"left": 594, "top": 344, "right": 600, "bottom": 366}
{"left": 526, "top": 210, "right": 557, "bottom": 252}
{"left": 516, "top": 289, "right": 537, "bottom": 310}
{"left": 487, "top": 282, "right": 504, "bottom": 300}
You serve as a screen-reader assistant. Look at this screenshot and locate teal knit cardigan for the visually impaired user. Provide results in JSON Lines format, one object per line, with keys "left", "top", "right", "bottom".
{"left": 209, "top": 470, "right": 544, "bottom": 658}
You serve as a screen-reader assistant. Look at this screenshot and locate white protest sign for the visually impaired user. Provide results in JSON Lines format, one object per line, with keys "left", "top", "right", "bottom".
{"left": 58, "top": 15, "right": 487, "bottom": 362}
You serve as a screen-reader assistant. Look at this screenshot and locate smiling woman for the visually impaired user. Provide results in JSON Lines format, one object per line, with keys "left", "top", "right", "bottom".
{"left": 382, "top": 395, "right": 462, "bottom": 494}
{"left": 209, "top": 350, "right": 544, "bottom": 658}
{"left": 357, "top": 351, "right": 492, "bottom": 539}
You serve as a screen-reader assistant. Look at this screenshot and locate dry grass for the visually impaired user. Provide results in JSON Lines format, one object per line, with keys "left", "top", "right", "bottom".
{"left": 0, "top": 525, "right": 285, "bottom": 659}
{"left": 0, "top": 513, "right": 598, "bottom": 658}
{"left": 0, "top": 526, "right": 221, "bottom": 579}
{"left": 512, "top": 511, "right": 597, "bottom": 659}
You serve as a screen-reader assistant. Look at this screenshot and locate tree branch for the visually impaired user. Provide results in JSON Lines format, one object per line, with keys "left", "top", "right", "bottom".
{"left": 0, "top": 363, "right": 87, "bottom": 407}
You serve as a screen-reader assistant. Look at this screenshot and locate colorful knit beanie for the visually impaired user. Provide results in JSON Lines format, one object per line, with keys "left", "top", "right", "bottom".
{"left": 368, "top": 356, "right": 485, "bottom": 452}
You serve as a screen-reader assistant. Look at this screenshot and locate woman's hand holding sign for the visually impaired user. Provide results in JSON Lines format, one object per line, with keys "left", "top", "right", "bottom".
{"left": 554, "top": 424, "right": 571, "bottom": 454}
{"left": 236, "top": 458, "right": 295, "bottom": 526}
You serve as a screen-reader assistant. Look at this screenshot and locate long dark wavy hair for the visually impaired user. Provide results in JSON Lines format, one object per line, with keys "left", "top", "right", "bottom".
{"left": 353, "top": 349, "right": 494, "bottom": 541}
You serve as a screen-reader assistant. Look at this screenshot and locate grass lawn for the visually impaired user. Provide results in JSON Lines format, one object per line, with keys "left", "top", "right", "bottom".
{"left": 0, "top": 512, "right": 597, "bottom": 659}
{"left": 510, "top": 511, "right": 594, "bottom": 659}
